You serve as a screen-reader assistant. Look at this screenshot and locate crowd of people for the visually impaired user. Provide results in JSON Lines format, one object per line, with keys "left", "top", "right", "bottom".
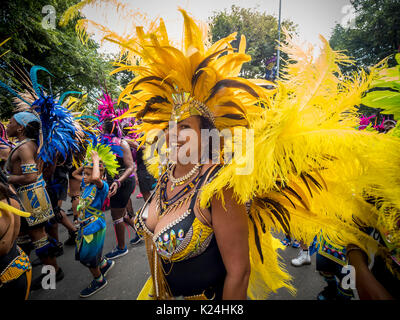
{"left": 0, "top": 8, "right": 399, "bottom": 301}
{"left": 0, "top": 95, "right": 157, "bottom": 298}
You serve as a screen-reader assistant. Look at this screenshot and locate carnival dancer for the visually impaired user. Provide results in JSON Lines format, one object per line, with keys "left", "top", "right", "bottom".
{"left": 125, "top": 117, "right": 156, "bottom": 202}
{"left": 136, "top": 117, "right": 250, "bottom": 300}
{"left": 94, "top": 94, "right": 136, "bottom": 259}
{"left": 72, "top": 143, "right": 117, "bottom": 298}
{"left": 116, "top": 11, "right": 400, "bottom": 300}
{"left": 65, "top": 94, "right": 99, "bottom": 226}
{"left": 4, "top": 112, "right": 64, "bottom": 290}
{"left": 313, "top": 114, "right": 398, "bottom": 301}
{"left": 0, "top": 181, "right": 32, "bottom": 300}
{"left": 0, "top": 65, "right": 82, "bottom": 290}
{"left": 344, "top": 60, "right": 400, "bottom": 299}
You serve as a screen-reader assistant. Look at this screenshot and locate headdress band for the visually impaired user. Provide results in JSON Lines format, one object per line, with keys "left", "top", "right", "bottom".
{"left": 14, "top": 111, "right": 40, "bottom": 127}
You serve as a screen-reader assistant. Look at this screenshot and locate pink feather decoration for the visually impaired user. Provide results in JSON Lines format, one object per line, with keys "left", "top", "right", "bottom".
{"left": 358, "top": 114, "right": 375, "bottom": 130}
{"left": 96, "top": 92, "right": 139, "bottom": 139}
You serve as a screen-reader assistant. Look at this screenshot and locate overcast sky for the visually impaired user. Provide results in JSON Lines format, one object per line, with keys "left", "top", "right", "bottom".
{"left": 82, "top": 0, "right": 354, "bottom": 54}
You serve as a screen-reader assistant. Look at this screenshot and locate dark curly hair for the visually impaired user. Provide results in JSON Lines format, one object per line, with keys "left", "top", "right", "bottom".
{"left": 103, "top": 119, "right": 120, "bottom": 135}
{"left": 24, "top": 120, "right": 40, "bottom": 141}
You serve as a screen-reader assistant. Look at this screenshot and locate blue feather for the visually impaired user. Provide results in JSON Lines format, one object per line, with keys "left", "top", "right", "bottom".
{"left": 58, "top": 91, "right": 82, "bottom": 105}
{"left": 100, "top": 134, "right": 123, "bottom": 157}
{"left": 33, "top": 93, "right": 79, "bottom": 164}
{"left": 76, "top": 115, "right": 99, "bottom": 122}
{"left": 0, "top": 79, "right": 31, "bottom": 105}
{"left": 30, "top": 66, "right": 54, "bottom": 95}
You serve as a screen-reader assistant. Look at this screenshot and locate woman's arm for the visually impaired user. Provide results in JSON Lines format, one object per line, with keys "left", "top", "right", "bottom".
{"left": 211, "top": 188, "right": 250, "bottom": 300}
{"left": 8, "top": 144, "right": 37, "bottom": 185}
{"left": 90, "top": 151, "right": 103, "bottom": 189}
{"left": 118, "top": 140, "right": 134, "bottom": 182}
{"left": 126, "top": 139, "right": 139, "bottom": 150}
{"left": 347, "top": 244, "right": 394, "bottom": 300}
{"left": 0, "top": 144, "right": 10, "bottom": 161}
{"left": 72, "top": 166, "right": 84, "bottom": 182}
{"left": 109, "top": 140, "right": 134, "bottom": 197}
{"left": 0, "top": 210, "right": 13, "bottom": 256}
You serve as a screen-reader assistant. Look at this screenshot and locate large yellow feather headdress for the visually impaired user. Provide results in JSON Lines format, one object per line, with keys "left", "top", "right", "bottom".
{"left": 117, "top": 9, "right": 274, "bottom": 140}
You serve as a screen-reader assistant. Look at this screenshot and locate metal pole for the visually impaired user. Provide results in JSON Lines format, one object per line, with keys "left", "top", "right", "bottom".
{"left": 276, "top": 0, "right": 282, "bottom": 80}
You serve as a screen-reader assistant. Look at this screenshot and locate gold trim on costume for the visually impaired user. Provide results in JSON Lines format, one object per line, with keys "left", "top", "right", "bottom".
{"left": 0, "top": 247, "right": 32, "bottom": 284}
{"left": 20, "top": 163, "right": 38, "bottom": 174}
{"left": 16, "top": 175, "right": 54, "bottom": 227}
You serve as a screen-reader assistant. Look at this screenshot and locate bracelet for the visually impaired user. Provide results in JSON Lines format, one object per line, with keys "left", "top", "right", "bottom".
{"left": 346, "top": 247, "right": 363, "bottom": 255}
{"left": 346, "top": 245, "right": 366, "bottom": 259}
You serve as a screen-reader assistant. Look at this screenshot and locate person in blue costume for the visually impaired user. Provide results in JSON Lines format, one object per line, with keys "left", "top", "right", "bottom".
{"left": 4, "top": 111, "right": 64, "bottom": 290}
{"left": 72, "top": 143, "right": 119, "bottom": 298}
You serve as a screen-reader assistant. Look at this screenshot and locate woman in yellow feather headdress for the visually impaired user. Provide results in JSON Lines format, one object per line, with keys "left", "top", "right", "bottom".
{"left": 117, "top": 10, "right": 400, "bottom": 300}
{"left": 66, "top": 5, "right": 400, "bottom": 299}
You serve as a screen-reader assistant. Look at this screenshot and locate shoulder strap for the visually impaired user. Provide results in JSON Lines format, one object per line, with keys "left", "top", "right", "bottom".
{"left": 188, "top": 165, "right": 222, "bottom": 212}
{"left": 4, "top": 139, "right": 34, "bottom": 173}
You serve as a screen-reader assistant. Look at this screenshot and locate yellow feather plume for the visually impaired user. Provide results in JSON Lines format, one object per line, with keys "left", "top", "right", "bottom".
{"left": 198, "top": 33, "right": 400, "bottom": 297}
{"left": 0, "top": 201, "right": 31, "bottom": 218}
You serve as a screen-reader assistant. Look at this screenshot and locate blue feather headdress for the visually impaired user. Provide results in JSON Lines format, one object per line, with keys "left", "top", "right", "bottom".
{"left": 32, "top": 92, "right": 80, "bottom": 164}
{"left": 0, "top": 65, "right": 81, "bottom": 165}
{"left": 30, "top": 66, "right": 82, "bottom": 164}
{"left": 99, "top": 134, "right": 123, "bottom": 158}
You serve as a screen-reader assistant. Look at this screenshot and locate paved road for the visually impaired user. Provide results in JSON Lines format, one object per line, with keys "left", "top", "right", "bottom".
{"left": 28, "top": 187, "right": 337, "bottom": 301}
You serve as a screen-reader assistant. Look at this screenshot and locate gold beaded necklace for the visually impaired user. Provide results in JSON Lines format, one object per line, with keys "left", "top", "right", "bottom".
{"left": 167, "top": 163, "right": 202, "bottom": 191}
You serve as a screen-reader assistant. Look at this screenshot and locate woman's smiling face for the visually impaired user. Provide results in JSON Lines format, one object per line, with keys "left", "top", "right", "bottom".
{"left": 166, "top": 116, "right": 202, "bottom": 165}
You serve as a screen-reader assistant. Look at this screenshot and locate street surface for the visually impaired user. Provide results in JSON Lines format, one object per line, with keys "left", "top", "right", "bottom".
{"left": 28, "top": 187, "right": 351, "bottom": 301}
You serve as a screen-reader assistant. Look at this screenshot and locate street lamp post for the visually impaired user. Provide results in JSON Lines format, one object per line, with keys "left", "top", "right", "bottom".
{"left": 276, "top": 0, "right": 282, "bottom": 80}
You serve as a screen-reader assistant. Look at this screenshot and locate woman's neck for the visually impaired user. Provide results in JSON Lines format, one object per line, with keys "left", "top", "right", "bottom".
{"left": 173, "top": 162, "right": 198, "bottom": 178}
{"left": 16, "top": 133, "right": 28, "bottom": 143}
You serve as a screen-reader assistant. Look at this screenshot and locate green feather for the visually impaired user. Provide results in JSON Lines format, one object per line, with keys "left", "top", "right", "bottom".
{"left": 85, "top": 143, "right": 119, "bottom": 178}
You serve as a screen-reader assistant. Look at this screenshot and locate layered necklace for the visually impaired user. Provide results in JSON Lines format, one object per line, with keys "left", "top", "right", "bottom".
{"left": 167, "top": 163, "right": 202, "bottom": 191}
{"left": 157, "top": 163, "right": 203, "bottom": 218}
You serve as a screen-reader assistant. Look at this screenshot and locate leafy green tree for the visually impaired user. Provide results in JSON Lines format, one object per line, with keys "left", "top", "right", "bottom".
{"left": 329, "top": 0, "right": 400, "bottom": 72}
{"left": 208, "top": 5, "right": 297, "bottom": 79}
{"left": 329, "top": 1, "right": 400, "bottom": 120}
{"left": 0, "top": 0, "right": 120, "bottom": 120}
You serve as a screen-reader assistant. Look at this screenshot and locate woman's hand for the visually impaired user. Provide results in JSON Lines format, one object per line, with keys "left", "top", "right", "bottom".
{"left": 108, "top": 181, "right": 119, "bottom": 197}
{"left": 91, "top": 150, "right": 100, "bottom": 163}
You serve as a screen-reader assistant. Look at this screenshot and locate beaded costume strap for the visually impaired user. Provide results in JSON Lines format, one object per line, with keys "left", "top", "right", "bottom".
{"left": 21, "top": 163, "right": 38, "bottom": 174}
